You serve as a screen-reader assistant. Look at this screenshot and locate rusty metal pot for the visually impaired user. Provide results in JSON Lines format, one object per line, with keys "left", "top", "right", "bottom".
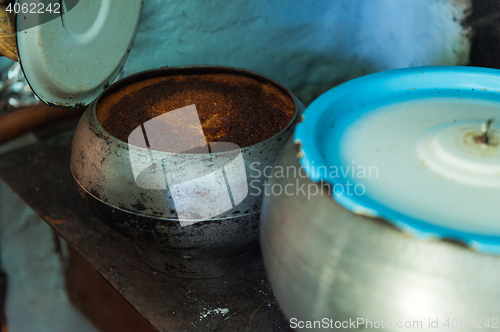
{"left": 70, "top": 65, "right": 304, "bottom": 278}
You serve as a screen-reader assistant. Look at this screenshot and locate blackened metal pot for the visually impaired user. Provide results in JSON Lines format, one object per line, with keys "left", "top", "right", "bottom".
{"left": 70, "top": 65, "right": 304, "bottom": 278}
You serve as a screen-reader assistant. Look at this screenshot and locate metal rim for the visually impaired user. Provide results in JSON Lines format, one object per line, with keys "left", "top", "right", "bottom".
{"left": 71, "top": 172, "right": 261, "bottom": 222}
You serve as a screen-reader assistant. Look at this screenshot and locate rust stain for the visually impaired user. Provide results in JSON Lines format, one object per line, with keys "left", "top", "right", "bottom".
{"left": 45, "top": 216, "right": 65, "bottom": 225}
{"left": 248, "top": 305, "right": 262, "bottom": 325}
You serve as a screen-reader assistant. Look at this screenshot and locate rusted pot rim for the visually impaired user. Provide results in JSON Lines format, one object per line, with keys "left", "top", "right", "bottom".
{"left": 87, "top": 65, "right": 301, "bottom": 157}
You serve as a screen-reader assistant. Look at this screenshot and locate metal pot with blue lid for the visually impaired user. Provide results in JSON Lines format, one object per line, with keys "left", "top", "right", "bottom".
{"left": 261, "top": 66, "right": 500, "bottom": 330}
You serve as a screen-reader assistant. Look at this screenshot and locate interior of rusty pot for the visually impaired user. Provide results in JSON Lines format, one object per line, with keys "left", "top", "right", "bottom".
{"left": 94, "top": 66, "right": 297, "bottom": 151}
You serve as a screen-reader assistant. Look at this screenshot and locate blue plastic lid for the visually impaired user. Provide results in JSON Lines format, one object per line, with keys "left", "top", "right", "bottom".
{"left": 295, "top": 66, "right": 500, "bottom": 254}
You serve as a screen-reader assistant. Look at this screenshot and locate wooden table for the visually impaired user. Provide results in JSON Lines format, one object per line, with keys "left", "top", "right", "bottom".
{"left": 0, "top": 127, "right": 292, "bottom": 332}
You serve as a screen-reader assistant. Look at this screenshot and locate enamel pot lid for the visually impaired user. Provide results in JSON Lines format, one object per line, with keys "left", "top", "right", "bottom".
{"left": 16, "top": 0, "right": 143, "bottom": 107}
{"left": 295, "top": 66, "right": 500, "bottom": 254}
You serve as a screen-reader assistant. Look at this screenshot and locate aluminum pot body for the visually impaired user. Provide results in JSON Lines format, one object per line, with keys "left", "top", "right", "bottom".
{"left": 261, "top": 138, "right": 500, "bottom": 331}
{"left": 70, "top": 65, "right": 304, "bottom": 278}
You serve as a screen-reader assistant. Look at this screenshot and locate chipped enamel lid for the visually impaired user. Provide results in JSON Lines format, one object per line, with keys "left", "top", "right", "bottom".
{"left": 16, "top": 0, "right": 142, "bottom": 107}
{"left": 295, "top": 66, "right": 500, "bottom": 254}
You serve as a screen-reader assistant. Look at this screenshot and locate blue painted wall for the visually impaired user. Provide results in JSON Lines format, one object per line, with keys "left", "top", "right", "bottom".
{"left": 124, "top": 0, "right": 471, "bottom": 103}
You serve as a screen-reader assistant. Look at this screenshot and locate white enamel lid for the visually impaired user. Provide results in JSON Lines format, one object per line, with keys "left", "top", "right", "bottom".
{"left": 16, "top": 0, "right": 143, "bottom": 107}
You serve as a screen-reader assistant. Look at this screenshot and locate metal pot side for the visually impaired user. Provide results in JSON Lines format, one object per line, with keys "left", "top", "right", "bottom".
{"left": 70, "top": 65, "right": 305, "bottom": 278}
{"left": 261, "top": 138, "right": 500, "bottom": 330}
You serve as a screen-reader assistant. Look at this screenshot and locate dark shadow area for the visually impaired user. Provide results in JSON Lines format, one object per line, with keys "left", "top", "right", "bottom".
{"left": 467, "top": 0, "right": 500, "bottom": 69}
{"left": 0, "top": 265, "right": 6, "bottom": 332}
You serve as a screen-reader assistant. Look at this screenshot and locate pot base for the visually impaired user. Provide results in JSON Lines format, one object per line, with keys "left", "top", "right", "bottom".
{"left": 134, "top": 241, "right": 259, "bottom": 278}
{"left": 73, "top": 178, "right": 262, "bottom": 278}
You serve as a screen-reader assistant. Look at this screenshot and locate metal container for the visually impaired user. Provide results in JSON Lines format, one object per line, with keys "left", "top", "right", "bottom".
{"left": 71, "top": 65, "right": 304, "bottom": 278}
{"left": 260, "top": 67, "right": 500, "bottom": 330}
